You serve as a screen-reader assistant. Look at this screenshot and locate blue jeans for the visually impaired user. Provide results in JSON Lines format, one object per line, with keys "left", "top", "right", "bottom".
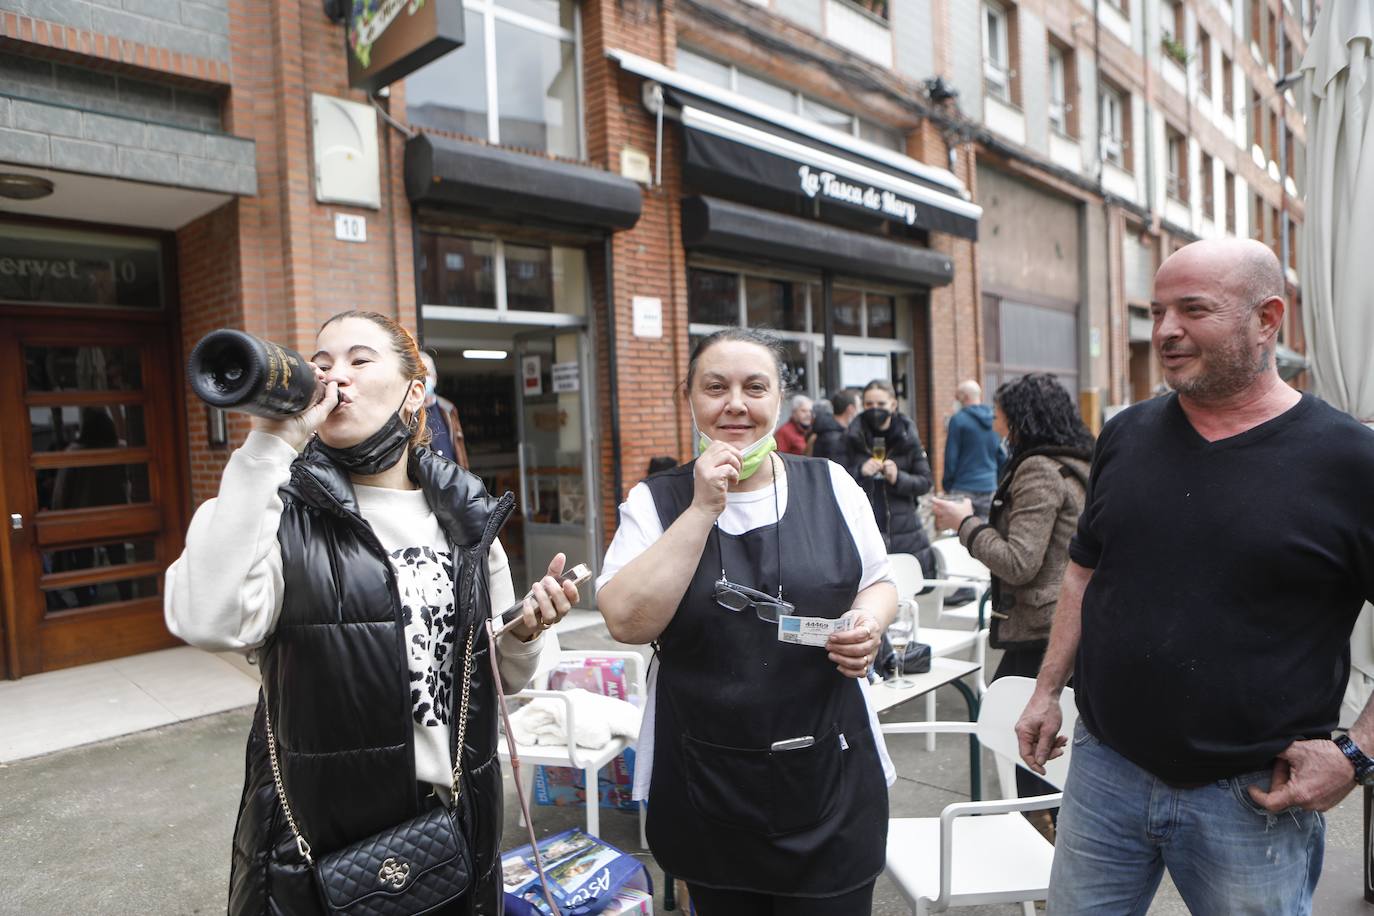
{"left": 1049, "top": 721, "right": 1325, "bottom": 915}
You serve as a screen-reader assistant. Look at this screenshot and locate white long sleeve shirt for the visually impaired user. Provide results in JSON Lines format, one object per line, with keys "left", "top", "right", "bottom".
{"left": 165, "top": 430, "right": 554, "bottom": 789}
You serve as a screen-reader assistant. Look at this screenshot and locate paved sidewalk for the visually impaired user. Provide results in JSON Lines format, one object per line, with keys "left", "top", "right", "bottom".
{"left": 2, "top": 624, "right": 1371, "bottom": 914}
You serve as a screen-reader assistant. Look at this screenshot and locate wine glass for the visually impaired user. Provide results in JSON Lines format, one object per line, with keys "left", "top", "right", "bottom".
{"left": 872, "top": 436, "right": 887, "bottom": 466}
{"left": 884, "top": 601, "right": 917, "bottom": 689}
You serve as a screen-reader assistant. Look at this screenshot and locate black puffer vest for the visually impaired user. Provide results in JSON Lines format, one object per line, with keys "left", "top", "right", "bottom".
{"left": 844, "top": 413, "right": 935, "bottom": 576}
{"left": 227, "top": 443, "right": 514, "bottom": 916}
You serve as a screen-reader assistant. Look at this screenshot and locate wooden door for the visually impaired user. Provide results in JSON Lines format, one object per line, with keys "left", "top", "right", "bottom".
{"left": 0, "top": 315, "right": 184, "bottom": 675}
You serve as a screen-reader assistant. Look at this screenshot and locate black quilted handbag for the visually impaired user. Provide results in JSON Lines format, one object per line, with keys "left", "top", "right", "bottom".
{"left": 262, "top": 615, "right": 482, "bottom": 915}
{"left": 313, "top": 805, "right": 472, "bottom": 915}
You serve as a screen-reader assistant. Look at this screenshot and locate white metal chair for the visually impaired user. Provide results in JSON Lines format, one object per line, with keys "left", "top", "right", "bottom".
{"left": 927, "top": 537, "right": 993, "bottom": 631}
{"left": 882, "top": 676, "right": 1077, "bottom": 915}
{"left": 889, "top": 553, "right": 989, "bottom": 750}
{"left": 499, "top": 650, "right": 647, "bottom": 845}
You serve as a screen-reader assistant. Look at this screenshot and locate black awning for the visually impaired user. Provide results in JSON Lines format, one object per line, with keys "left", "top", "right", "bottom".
{"left": 682, "top": 125, "right": 979, "bottom": 241}
{"left": 405, "top": 133, "right": 642, "bottom": 232}
{"left": 682, "top": 196, "right": 955, "bottom": 288}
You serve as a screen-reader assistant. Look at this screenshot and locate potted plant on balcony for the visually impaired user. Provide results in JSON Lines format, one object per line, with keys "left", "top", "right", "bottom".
{"left": 1161, "top": 33, "right": 1189, "bottom": 67}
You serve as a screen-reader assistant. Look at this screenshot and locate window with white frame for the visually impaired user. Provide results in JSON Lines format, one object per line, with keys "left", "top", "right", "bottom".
{"left": 675, "top": 48, "right": 904, "bottom": 151}
{"left": 686, "top": 265, "right": 913, "bottom": 399}
{"left": 983, "top": 1, "right": 1012, "bottom": 103}
{"left": 1099, "top": 82, "right": 1127, "bottom": 167}
{"left": 417, "top": 229, "right": 588, "bottom": 316}
{"left": 1048, "top": 45, "right": 1068, "bottom": 135}
{"left": 404, "top": 0, "right": 581, "bottom": 159}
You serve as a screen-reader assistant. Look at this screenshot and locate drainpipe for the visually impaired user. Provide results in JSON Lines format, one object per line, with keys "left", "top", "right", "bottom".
{"left": 1143, "top": 0, "right": 1158, "bottom": 229}
{"left": 1278, "top": 7, "right": 1290, "bottom": 303}
{"left": 603, "top": 240, "right": 624, "bottom": 506}
{"left": 1092, "top": 0, "right": 1117, "bottom": 409}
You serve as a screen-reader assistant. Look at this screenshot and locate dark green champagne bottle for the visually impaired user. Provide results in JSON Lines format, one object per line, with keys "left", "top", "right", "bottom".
{"left": 188, "top": 329, "right": 321, "bottom": 419}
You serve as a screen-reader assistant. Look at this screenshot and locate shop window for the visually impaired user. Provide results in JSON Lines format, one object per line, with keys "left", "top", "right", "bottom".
{"left": 866, "top": 294, "right": 896, "bottom": 339}
{"left": 418, "top": 230, "right": 585, "bottom": 314}
{"left": 779, "top": 339, "right": 809, "bottom": 394}
{"left": 691, "top": 267, "right": 910, "bottom": 398}
{"left": 421, "top": 235, "right": 498, "bottom": 308}
{"left": 689, "top": 269, "right": 741, "bottom": 326}
{"left": 746, "top": 277, "right": 806, "bottom": 332}
{"left": 832, "top": 287, "right": 863, "bottom": 335}
{"left": 504, "top": 243, "right": 554, "bottom": 312}
{"left": 405, "top": 0, "right": 580, "bottom": 158}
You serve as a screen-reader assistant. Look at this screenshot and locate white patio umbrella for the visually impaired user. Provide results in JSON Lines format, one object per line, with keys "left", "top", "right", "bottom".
{"left": 1297, "top": 0, "right": 1374, "bottom": 726}
{"left": 1299, "top": 0, "right": 1374, "bottom": 421}
{"left": 1299, "top": 11, "right": 1374, "bottom": 897}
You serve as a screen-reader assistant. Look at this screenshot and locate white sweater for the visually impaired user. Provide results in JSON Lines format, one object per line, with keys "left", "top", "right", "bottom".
{"left": 165, "top": 430, "right": 553, "bottom": 789}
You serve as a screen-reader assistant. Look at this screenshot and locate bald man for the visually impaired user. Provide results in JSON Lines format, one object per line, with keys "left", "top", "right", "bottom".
{"left": 1016, "top": 239, "right": 1374, "bottom": 914}
{"left": 941, "top": 379, "right": 1000, "bottom": 518}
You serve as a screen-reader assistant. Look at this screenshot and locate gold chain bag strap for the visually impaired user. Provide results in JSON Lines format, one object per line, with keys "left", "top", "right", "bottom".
{"left": 263, "top": 620, "right": 479, "bottom": 915}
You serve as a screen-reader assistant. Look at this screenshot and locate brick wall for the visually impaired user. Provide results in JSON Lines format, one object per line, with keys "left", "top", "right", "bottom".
{"left": 0, "top": 0, "right": 231, "bottom": 61}
{"left": 582, "top": 0, "right": 982, "bottom": 538}
{"left": 173, "top": 0, "right": 416, "bottom": 506}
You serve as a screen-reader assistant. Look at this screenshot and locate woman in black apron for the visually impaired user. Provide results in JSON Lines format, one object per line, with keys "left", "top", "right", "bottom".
{"left": 598, "top": 328, "right": 898, "bottom": 915}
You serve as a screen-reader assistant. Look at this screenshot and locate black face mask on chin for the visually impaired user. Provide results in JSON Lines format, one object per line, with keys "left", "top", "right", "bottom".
{"left": 861, "top": 407, "right": 891, "bottom": 432}
{"left": 317, "top": 388, "right": 416, "bottom": 476}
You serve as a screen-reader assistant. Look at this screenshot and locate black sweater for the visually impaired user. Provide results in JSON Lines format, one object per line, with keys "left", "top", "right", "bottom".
{"left": 1072, "top": 393, "right": 1374, "bottom": 784}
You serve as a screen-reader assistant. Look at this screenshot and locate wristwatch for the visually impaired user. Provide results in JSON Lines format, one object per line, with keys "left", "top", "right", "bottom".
{"left": 1334, "top": 734, "right": 1374, "bottom": 785}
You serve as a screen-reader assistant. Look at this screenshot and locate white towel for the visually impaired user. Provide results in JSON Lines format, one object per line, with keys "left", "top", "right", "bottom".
{"left": 508, "top": 688, "right": 642, "bottom": 750}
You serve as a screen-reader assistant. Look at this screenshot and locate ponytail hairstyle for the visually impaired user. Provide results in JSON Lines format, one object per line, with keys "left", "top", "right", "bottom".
{"left": 320, "top": 310, "right": 431, "bottom": 450}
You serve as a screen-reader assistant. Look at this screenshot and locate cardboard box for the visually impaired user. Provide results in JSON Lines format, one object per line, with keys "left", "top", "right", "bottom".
{"left": 501, "top": 828, "right": 652, "bottom": 915}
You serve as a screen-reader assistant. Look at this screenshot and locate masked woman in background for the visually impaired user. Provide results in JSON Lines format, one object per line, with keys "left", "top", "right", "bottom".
{"left": 845, "top": 379, "right": 937, "bottom": 579}
{"left": 597, "top": 328, "right": 897, "bottom": 915}
{"left": 165, "top": 310, "right": 578, "bottom": 915}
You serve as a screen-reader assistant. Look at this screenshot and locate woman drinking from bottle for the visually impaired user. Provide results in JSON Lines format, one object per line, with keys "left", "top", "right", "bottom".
{"left": 165, "top": 310, "right": 579, "bottom": 916}
{"left": 597, "top": 328, "right": 897, "bottom": 915}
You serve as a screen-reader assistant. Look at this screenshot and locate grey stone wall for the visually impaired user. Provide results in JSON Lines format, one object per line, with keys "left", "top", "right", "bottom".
{"left": 0, "top": 0, "right": 229, "bottom": 61}
{"left": 0, "top": 52, "right": 221, "bottom": 133}
{"left": 1018, "top": 8, "right": 1049, "bottom": 156}
{"left": 890, "top": 0, "right": 934, "bottom": 83}
{"left": 947, "top": 0, "right": 983, "bottom": 122}
{"left": 0, "top": 95, "right": 255, "bottom": 195}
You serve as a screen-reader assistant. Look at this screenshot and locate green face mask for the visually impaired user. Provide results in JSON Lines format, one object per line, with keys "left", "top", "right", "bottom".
{"left": 693, "top": 409, "right": 780, "bottom": 481}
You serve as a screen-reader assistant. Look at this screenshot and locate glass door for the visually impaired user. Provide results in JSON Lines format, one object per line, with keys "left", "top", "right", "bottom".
{"left": 513, "top": 329, "right": 596, "bottom": 608}
{"left": 0, "top": 316, "right": 184, "bottom": 675}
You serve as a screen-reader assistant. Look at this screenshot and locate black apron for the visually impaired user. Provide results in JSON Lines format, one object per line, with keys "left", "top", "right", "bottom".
{"left": 642, "top": 453, "right": 888, "bottom": 896}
